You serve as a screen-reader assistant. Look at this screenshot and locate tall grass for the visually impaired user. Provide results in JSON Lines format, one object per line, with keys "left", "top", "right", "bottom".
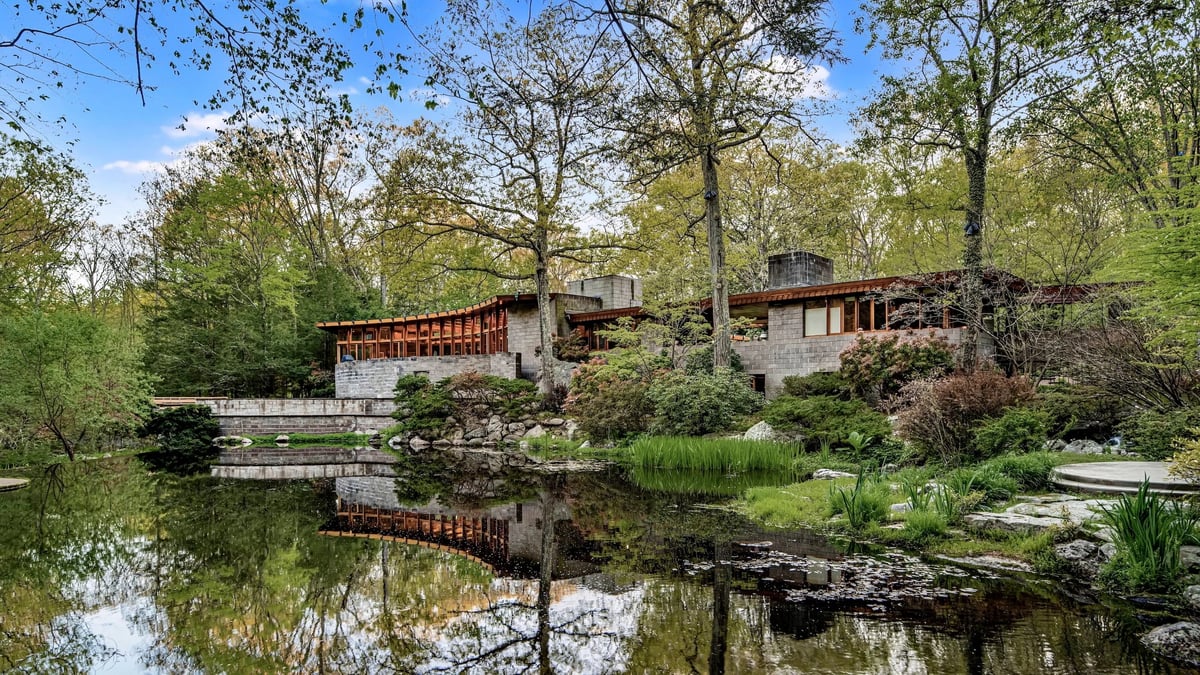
{"left": 828, "top": 469, "right": 890, "bottom": 529}
{"left": 1100, "top": 480, "right": 1198, "bottom": 592}
{"left": 630, "top": 467, "right": 795, "bottom": 496}
{"left": 628, "top": 436, "right": 797, "bottom": 472}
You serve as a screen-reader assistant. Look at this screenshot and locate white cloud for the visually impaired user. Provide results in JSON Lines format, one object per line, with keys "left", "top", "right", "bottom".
{"left": 102, "top": 159, "right": 167, "bottom": 175}
{"left": 752, "top": 57, "right": 836, "bottom": 101}
{"left": 161, "top": 112, "right": 231, "bottom": 139}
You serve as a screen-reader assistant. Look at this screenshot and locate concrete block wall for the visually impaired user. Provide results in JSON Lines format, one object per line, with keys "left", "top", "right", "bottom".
{"left": 566, "top": 275, "right": 643, "bottom": 309}
{"left": 767, "top": 251, "right": 835, "bottom": 289}
{"left": 335, "top": 354, "right": 520, "bottom": 398}
{"left": 506, "top": 305, "right": 544, "bottom": 379}
{"left": 200, "top": 398, "right": 399, "bottom": 435}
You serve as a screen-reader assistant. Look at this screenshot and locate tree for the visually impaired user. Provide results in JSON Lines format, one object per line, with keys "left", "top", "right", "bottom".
{"left": 1, "top": 0, "right": 405, "bottom": 133}
{"left": 0, "top": 310, "right": 149, "bottom": 460}
{"left": 859, "top": 0, "right": 1141, "bottom": 367}
{"left": 377, "top": 2, "right": 626, "bottom": 395}
{"left": 604, "top": 0, "right": 837, "bottom": 368}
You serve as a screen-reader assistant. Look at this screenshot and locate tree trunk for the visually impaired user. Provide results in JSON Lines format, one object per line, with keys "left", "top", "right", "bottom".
{"left": 534, "top": 242, "right": 559, "bottom": 397}
{"left": 960, "top": 147, "right": 987, "bottom": 371}
{"left": 702, "top": 145, "right": 732, "bottom": 370}
{"left": 708, "top": 538, "right": 731, "bottom": 675}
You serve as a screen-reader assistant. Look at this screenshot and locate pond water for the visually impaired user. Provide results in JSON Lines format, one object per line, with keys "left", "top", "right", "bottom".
{"left": 0, "top": 456, "right": 1194, "bottom": 674}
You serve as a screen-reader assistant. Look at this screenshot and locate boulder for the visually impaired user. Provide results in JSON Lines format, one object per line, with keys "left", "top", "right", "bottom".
{"left": 1099, "top": 543, "right": 1117, "bottom": 562}
{"left": 890, "top": 502, "right": 913, "bottom": 514}
{"left": 1184, "top": 585, "right": 1200, "bottom": 612}
{"left": 464, "top": 427, "right": 486, "bottom": 440}
{"left": 813, "top": 469, "right": 857, "bottom": 480}
{"left": 387, "top": 436, "right": 406, "bottom": 451}
{"left": 507, "top": 422, "right": 527, "bottom": 434}
{"left": 1141, "top": 622, "right": 1200, "bottom": 667}
{"left": 543, "top": 417, "right": 566, "bottom": 427}
{"left": 743, "top": 421, "right": 776, "bottom": 442}
{"left": 409, "top": 437, "right": 431, "bottom": 451}
{"left": 274, "top": 434, "right": 289, "bottom": 447}
{"left": 1182, "top": 546, "right": 1200, "bottom": 572}
{"left": 1007, "top": 499, "right": 1114, "bottom": 524}
{"left": 1043, "top": 439, "right": 1068, "bottom": 452}
{"left": 1064, "top": 439, "right": 1105, "bottom": 454}
{"left": 963, "top": 511, "right": 1064, "bottom": 535}
{"left": 1053, "top": 539, "right": 1102, "bottom": 578}
{"left": 564, "top": 420, "right": 580, "bottom": 440}
{"left": 524, "top": 425, "right": 547, "bottom": 439}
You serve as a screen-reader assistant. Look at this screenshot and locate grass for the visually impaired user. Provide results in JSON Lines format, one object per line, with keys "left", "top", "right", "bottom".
{"left": 628, "top": 436, "right": 797, "bottom": 472}
{"left": 248, "top": 432, "right": 373, "bottom": 448}
{"left": 630, "top": 467, "right": 795, "bottom": 496}
{"left": 1098, "top": 480, "right": 1198, "bottom": 593}
{"left": 828, "top": 469, "right": 891, "bottom": 529}
{"left": 741, "top": 478, "right": 855, "bottom": 528}
{"left": 901, "top": 509, "right": 948, "bottom": 542}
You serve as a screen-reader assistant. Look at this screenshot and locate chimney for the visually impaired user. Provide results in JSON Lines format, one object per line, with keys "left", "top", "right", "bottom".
{"left": 767, "top": 251, "right": 834, "bottom": 289}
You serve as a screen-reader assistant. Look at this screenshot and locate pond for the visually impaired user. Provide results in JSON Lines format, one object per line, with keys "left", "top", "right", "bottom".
{"left": 0, "top": 456, "right": 1193, "bottom": 674}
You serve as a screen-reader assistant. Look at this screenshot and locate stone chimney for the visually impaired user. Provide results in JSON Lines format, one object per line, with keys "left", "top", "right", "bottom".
{"left": 767, "top": 251, "right": 834, "bottom": 289}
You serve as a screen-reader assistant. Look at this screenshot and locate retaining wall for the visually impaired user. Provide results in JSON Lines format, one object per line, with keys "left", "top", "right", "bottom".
{"left": 335, "top": 353, "right": 520, "bottom": 399}
{"left": 211, "top": 447, "right": 397, "bottom": 480}
{"left": 200, "top": 398, "right": 398, "bottom": 435}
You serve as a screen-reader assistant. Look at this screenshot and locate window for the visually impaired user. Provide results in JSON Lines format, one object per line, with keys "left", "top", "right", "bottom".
{"left": 844, "top": 297, "right": 858, "bottom": 332}
{"left": 804, "top": 300, "right": 827, "bottom": 336}
{"left": 829, "top": 300, "right": 843, "bottom": 334}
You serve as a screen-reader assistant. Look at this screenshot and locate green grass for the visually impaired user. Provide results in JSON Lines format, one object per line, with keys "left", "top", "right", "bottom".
{"left": 628, "top": 436, "right": 798, "bottom": 472}
{"left": 828, "top": 470, "right": 891, "bottom": 529}
{"left": 248, "top": 432, "right": 374, "bottom": 448}
{"left": 741, "top": 478, "right": 855, "bottom": 528}
{"left": 901, "top": 509, "right": 948, "bottom": 542}
{"left": 1098, "top": 480, "right": 1198, "bottom": 593}
{"left": 630, "top": 467, "right": 796, "bottom": 496}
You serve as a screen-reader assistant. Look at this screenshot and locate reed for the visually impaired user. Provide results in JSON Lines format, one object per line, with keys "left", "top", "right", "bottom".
{"left": 1100, "top": 479, "right": 1198, "bottom": 592}
{"left": 628, "top": 436, "right": 797, "bottom": 472}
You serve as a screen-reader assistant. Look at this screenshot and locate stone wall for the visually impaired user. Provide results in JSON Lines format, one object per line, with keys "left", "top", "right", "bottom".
{"left": 335, "top": 353, "right": 520, "bottom": 398}
{"left": 211, "top": 447, "right": 397, "bottom": 479}
{"left": 506, "top": 305, "right": 543, "bottom": 380}
{"left": 767, "top": 251, "right": 835, "bottom": 289}
{"left": 566, "top": 275, "right": 643, "bottom": 309}
{"left": 200, "top": 398, "right": 398, "bottom": 435}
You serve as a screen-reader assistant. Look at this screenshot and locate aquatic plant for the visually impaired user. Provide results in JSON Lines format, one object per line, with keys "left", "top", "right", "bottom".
{"left": 828, "top": 469, "right": 890, "bottom": 529}
{"left": 1100, "top": 479, "right": 1198, "bottom": 593}
{"left": 902, "top": 509, "right": 947, "bottom": 542}
{"left": 628, "top": 436, "right": 796, "bottom": 472}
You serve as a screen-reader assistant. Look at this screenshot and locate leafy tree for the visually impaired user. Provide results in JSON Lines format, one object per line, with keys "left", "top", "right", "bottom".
{"left": 859, "top": 0, "right": 1142, "bottom": 367}
{"left": 377, "top": 2, "right": 626, "bottom": 395}
{"left": 0, "top": 311, "right": 150, "bottom": 460}
{"left": 606, "top": 0, "right": 837, "bottom": 369}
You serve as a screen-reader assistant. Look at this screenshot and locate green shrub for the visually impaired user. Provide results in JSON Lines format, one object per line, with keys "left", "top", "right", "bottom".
{"left": 1118, "top": 406, "right": 1200, "bottom": 460}
{"left": 761, "top": 395, "right": 891, "bottom": 452}
{"left": 248, "top": 432, "right": 372, "bottom": 447}
{"left": 646, "top": 369, "right": 763, "bottom": 436}
{"left": 392, "top": 374, "right": 454, "bottom": 433}
{"left": 138, "top": 404, "right": 221, "bottom": 474}
{"left": 781, "top": 371, "right": 849, "bottom": 399}
{"left": 945, "top": 465, "right": 1019, "bottom": 503}
{"left": 981, "top": 452, "right": 1062, "bottom": 492}
{"left": 828, "top": 469, "right": 891, "bottom": 529}
{"left": 628, "top": 436, "right": 795, "bottom": 472}
{"left": 838, "top": 331, "right": 955, "bottom": 404}
{"left": 684, "top": 344, "right": 744, "bottom": 374}
{"left": 1036, "top": 383, "right": 1126, "bottom": 441}
{"left": 894, "top": 371, "right": 1036, "bottom": 465}
{"left": 1171, "top": 432, "right": 1200, "bottom": 483}
{"left": 442, "top": 371, "right": 539, "bottom": 417}
{"left": 1099, "top": 480, "right": 1198, "bottom": 593}
{"left": 566, "top": 349, "right": 668, "bottom": 441}
{"left": 972, "top": 407, "right": 1049, "bottom": 458}
{"left": 903, "top": 509, "right": 948, "bottom": 542}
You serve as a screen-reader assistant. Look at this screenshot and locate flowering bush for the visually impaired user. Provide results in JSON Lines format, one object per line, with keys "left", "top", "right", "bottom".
{"left": 839, "top": 332, "right": 955, "bottom": 405}
{"left": 894, "top": 371, "right": 1036, "bottom": 464}
{"left": 565, "top": 349, "right": 670, "bottom": 441}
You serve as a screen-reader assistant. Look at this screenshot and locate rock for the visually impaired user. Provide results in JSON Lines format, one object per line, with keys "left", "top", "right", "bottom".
{"left": 1184, "top": 585, "right": 1200, "bottom": 612}
{"left": 813, "top": 469, "right": 856, "bottom": 480}
{"left": 1141, "top": 622, "right": 1200, "bottom": 667}
{"left": 444, "top": 416, "right": 457, "bottom": 426}
{"left": 1015, "top": 493, "right": 1077, "bottom": 504}
{"left": 743, "top": 420, "right": 776, "bottom": 441}
{"left": 387, "top": 436, "right": 406, "bottom": 451}
{"left": 1099, "top": 543, "right": 1117, "bottom": 562}
{"left": 464, "top": 427, "right": 486, "bottom": 440}
{"left": 543, "top": 417, "right": 566, "bottom": 427}
{"left": 524, "top": 425, "right": 547, "bottom": 439}
{"left": 467, "top": 438, "right": 484, "bottom": 447}
{"left": 274, "top": 434, "right": 289, "bottom": 447}
{"left": 519, "top": 441, "right": 530, "bottom": 452}
{"left": 452, "top": 438, "right": 466, "bottom": 446}
{"left": 890, "top": 502, "right": 913, "bottom": 514}
{"left": 963, "top": 511, "right": 1065, "bottom": 535}
{"left": 368, "top": 433, "right": 382, "bottom": 448}
{"left": 564, "top": 420, "right": 580, "bottom": 440}
{"left": 1182, "top": 546, "right": 1200, "bottom": 572}
{"left": 1091, "top": 525, "right": 1115, "bottom": 543}
{"left": 1054, "top": 539, "right": 1101, "bottom": 578}
{"left": 882, "top": 463, "right": 899, "bottom": 474}
{"left": 1064, "top": 439, "right": 1105, "bottom": 454}
{"left": 1043, "top": 439, "right": 1068, "bottom": 452}
{"left": 431, "top": 439, "right": 452, "bottom": 448}
{"left": 1006, "top": 499, "right": 1114, "bottom": 524}
{"left": 578, "top": 441, "right": 591, "bottom": 449}
{"left": 507, "top": 422, "right": 527, "bottom": 433}
{"left": 409, "top": 437, "right": 431, "bottom": 451}
{"left": 473, "top": 404, "right": 490, "bottom": 415}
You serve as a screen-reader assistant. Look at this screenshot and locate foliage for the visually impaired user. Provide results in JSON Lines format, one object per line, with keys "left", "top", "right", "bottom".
{"left": 628, "top": 467, "right": 793, "bottom": 497}
{"left": 552, "top": 330, "right": 591, "bottom": 363}
{"left": 628, "top": 436, "right": 795, "bottom": 473}
{"left": 565, "top": 349, "right": 668, "bottom": 441}
{"left": 1118, "top": 407, "right": 1200, "bottom": 461}
{"left": 645, "top": 369, "right": 763, "bottom": 436}
{"left": 838, "top": 332, "right": 955, "bottom": 405}
{"left": 781, "top": 371, "right": 849, "bottom": 399}
{"left": 945, "top": 466, "right": 1018, "bottom": 504}
{"left": 828, "top": 470, "right": 891, "bottom": 529}
{"left": 246, "top": 433, "right": 373, "bottom": 448}
{"left": 441, "top": 372, "right": 539, "bottom": 417}
{"left": 894, "top": 371, "right": 1036, "bottom": 464}
{"left": 742, "top": 480, "right": 843, "bottom": 529}
{"left": 979, "top": 452, "right": 1063, "bottom": 493}
{"left": 972, "top": 407, "right": 1049, "bottom": 458}
{"left": 761, "top": 395, "right": 891, "bottom": 452}
{"left": 1171, "top": 433, "right": 1200, "bottom": 483}
{"left": 138, "top": 405, "right": 221, "bottom": 474}
{"left": 0, "top": 310, "right": 150, "bottom": 460}
{"left": 1036, "top": 383, "right": 1127, "bottom": 442}
{"left": 391, "top": 375, "right": 454, "bottom": 434}
{"left": 1099, "top": 480, "right": 1198, "bottom": 593}
{"left": 683, "top": 344, "right": 744, "bottom": 375}
{"left": 902, "top": 509, "right": 948, "bottom": 542}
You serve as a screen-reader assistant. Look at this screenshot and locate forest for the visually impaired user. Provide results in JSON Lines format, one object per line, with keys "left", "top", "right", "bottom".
{"left": 1, "top": 0, "right": 1199, "bottom": 463}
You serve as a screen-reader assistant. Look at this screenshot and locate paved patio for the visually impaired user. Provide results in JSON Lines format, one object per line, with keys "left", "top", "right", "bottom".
{"left": 1051, "top": 461, "right": 1200, "bottom": 496}
{"left": 0, "top": 477, "right": 29, "bottom": 492}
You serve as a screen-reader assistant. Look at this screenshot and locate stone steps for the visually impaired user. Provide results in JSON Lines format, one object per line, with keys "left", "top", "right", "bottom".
{"left": 1050, "top": 462, "right": 1200, "bottom": 496}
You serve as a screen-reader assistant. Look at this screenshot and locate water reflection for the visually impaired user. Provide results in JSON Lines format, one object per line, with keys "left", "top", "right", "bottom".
{"left": 0, "top": 457, "right": 1191, "bottom": 674}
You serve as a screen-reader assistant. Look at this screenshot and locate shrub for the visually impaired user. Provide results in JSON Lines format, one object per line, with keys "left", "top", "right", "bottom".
{"left": 552, "top": 329, "right": 591, "bottom": 363}
{"left": 761, "top": 395, "right": 891, "bottom": 452}
{"left": 684, "top": 343, "right": 745, "bottom": 374}
{"left": 628, "top": 436, "right": 795, "bottom": 472}
{"left": 646, "top": 369, "right": 763, "bottom": 436}
{"left": 442, "top": 371, "right": 539, "bottom": 417}
{"left": 565, "top": 349, "right": 668, "bottom": 440}
{"left": 972, "top": 407, "right": 1049, "bottom": 458}
{"left": 838, "top": 332, "right": 955, "bottom": 405}
{"left": 1171, "top": 432, "right": 1200, "bottom": 483}
{"left": 893, "top": 371, "right": 1036, "bottom": 465}
{"left": 981, "top": 452, "right": 1062, "bottom": 492}
{"left": 1099, "top": 480, "right": 1198, "bottom": 593}
{"left": 138, "top": 404, "right": 221, "bottom": 474}
{"left": 1118, "top": 407, "right": 1200, "bottom": 460}
{"left": 828, "top": 469, "right": 891, "bottom": 529}
{"left": 1036, "top": 383, "right": 1126, "bottom": 441}
{"left": 392, "top": 374, "right": 454, "bottom": 433}
{"left": 945, "top": 465, "right": 1019, "bottom": 503}
{"left": 781, "top": 371, "right": 849, "bottom": 399}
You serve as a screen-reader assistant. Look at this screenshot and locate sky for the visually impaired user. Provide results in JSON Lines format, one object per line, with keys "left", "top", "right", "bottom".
{"left": 8, "top": 0, "right": 891, "bottom": 227}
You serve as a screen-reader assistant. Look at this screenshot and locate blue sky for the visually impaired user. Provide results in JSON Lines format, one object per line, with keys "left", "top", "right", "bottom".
{"left": 15, "top": 0, "right": 888, "bottom": 226}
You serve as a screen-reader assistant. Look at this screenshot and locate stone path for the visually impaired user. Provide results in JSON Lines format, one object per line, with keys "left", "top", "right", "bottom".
{"left": 1051, "top": 461, "right": 1200, "bottom": 496}
{"left": 0, "top": 477, "right": 29, "bottom": 492}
